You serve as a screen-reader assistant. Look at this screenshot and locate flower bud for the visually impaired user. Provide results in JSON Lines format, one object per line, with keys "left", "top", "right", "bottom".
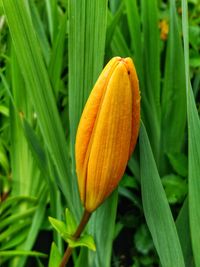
{"left": 75, "top": 57, "right": 140, "bottom": 212}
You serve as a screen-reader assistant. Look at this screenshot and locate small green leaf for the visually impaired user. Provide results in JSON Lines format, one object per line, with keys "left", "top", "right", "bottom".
{"left": 189, "top": 25, "right": 200, "bottom": 50}
{"left": 0, "top": 105, "right": 9, "bottom": 117}
{"left": 167, "top": 153, "right": 188, "bottom": 177}
{"left": 162, "top": 175, "right": 188, "bottom": 204}
{"left": 140, "top": 255, "right": 156, "bottom": 265}
{"left": 48, "top": 217, "right": 69, "bottom": 241}
{"left": 0, "top": 145, "right": 9, "bottom": 174}
{"left": 120, "top": 174, "right": 139, "bottom": 189}
{"left": 68, "top": 234, "right": 96, "bottom": 251}
{"left": 48, "top": 216, "right": 95, "bottom": 251}
{"left": 65, "top": 208, "right": 76, "bottom": 234}
{"left": 134, "top": 224, "right": 154, "bottom": 255}
{"left": 48, "top": 242, "right": 61, "bottom": 267}
{"left": 190, "top": 57, "right": 200, "bottom": 68}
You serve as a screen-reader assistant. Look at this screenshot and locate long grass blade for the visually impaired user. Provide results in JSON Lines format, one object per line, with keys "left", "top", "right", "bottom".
{"left": 161, "top": 0, "right": 186, "bottom": 173}
{"left": 140, "top": 123, "right": 185, "bottom": 267}
{"left": 88, "top": 192, "right": 118, "bottom": 267}
{"left": 182, "top": 1, "right": 200, "bottom": 265}
{"left": 176, "top": 199, "right": 194, "bottom": 267}
{"left": 45, "top": 0, "right": 58, "bottom": 43}
{"left": 29, "top": 0, "right": 50, "bottom": 65}
{"left": 108, "top": 10, "right": 131, "bottom": 57}
{"left": 124, "top": 0, "right": 144, "bottom": 88}
{"left": 10, "top": 49, "right": 37, "bottom": 197}
{"left": 140, "top": 0, "right": 161, "bottom": 164}
{"left": 141, "top": 0, "right": 160, "bottom": 108}
{"left": 48, "top": 13, "right": 67, "bottom": 96}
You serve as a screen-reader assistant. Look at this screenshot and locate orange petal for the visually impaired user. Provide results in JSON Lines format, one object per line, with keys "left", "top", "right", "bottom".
{"left": 85, "top": 61, "right": 133, "bottom": 212}
{"left": 124, "top": 58, "right": 140, "bottom": 156}
{"left": 75, "top": 57, "right": 121, "bottom": 203}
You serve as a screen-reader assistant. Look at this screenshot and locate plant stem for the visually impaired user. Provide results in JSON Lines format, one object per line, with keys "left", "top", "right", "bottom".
{"left": 59, "top": 209, "right": 91, "bottom": 267}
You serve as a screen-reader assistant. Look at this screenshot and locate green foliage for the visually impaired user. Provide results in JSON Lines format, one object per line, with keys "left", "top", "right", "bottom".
{"left": 162, "top": 175, "right": 187, "bottom": 204}
{"left": 48, "top": 243, "right": 61, "bottom": 267}
{"left": 2, "top": 0, "right": 80, "bottom": 218}
{"left": 0, "top": 196, "right": 46, "bottom": 265}
{"left": 0, "top": 0, "right": 200, "bottom": 266}
{"left": 182, "top": 1, "right": 200, "bottom": 266}
{"left": 0, "top": 250, "right": 47, "bottom": 258}
{"left": 49, "top": 217, "right": 69, "bottom": 241}
{"left": 49, "top": 209, "right": 96, "bottom": 251}
{"left": 134, "top": 224, "right": 154, "bottom": 255}
{"left": 140, "top": 123, "right": 185, "bottom": 267}
{"left": 161, "top": 0, "right": 186, "bottom": 173}
{"left": 167, "top": 153, "right": 188, "bottom": 177}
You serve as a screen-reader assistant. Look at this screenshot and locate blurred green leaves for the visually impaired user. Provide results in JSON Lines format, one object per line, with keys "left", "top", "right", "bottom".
{"left": 2, "top": 0, "right": 80, "bottom": 217}
{"left": 162, "top": 175, "right": 187, "bottom": 204}
{"left": 167, "top": 153, "right": 188, "bottom": 177}
{"left": 134, "top": 224, "right": 154, "bottom": 255}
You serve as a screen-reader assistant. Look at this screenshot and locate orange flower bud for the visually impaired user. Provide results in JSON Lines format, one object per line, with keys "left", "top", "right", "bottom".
{"left": 159, "top": 20, "right": 169, "bottom": 41}
{"left": 75, "top": 57, "right": 140, "bottom": 212}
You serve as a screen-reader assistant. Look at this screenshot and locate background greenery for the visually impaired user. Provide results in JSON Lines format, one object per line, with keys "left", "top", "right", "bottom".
{"left": 0, "top": 0, "right": 200, "bottom": 266}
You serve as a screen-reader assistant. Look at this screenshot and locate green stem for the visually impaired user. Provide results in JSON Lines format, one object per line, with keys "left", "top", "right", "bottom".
{"left": 59, "top": 209, "right": 91, "bottom": 267}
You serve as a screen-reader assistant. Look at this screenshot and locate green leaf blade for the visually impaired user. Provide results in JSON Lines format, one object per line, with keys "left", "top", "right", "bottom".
{"left": 140, "top": 123, "right": 185, "bottom": 267}
{"left": 48, "top": 243, "right": 62, "bottom": 267}
{"left": 182, "top": 1, "right": 200, "bottom": 265}
{"left": 161, "top": 0, "right": 186, "bottom": 173}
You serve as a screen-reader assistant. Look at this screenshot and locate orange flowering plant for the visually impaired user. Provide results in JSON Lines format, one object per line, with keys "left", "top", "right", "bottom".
{"left": 2, "top": 1, "right": 195, "bottom": 267}
{"left": 0, "top": 0, "right": 195, "bottom": 267}
{"left": 76, "top": 56, "right": 140, "bottom": 212}
{"left": 59, "top": 57, "right": 140, "bottom": 266}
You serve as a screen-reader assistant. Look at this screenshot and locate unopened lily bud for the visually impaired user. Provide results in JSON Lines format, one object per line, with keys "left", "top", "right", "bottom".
{"left": 75, "top": 57, "right": 140, "bottom": 212}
